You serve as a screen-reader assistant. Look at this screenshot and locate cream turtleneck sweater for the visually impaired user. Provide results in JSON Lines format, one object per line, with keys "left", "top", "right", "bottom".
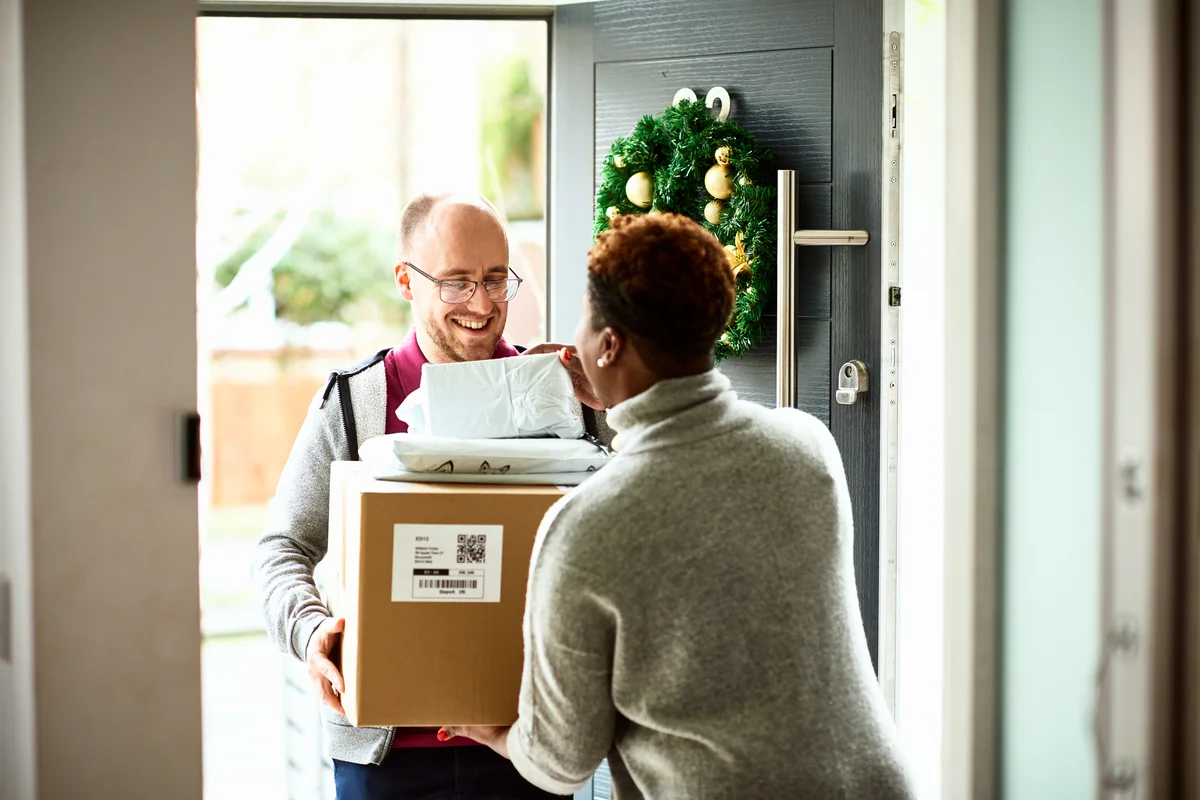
{"left": 506, "top": 370, "right": 915, "bottom": 799}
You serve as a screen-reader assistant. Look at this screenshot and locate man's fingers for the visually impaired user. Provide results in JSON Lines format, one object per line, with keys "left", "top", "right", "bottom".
{"left": 327, "top": 617, "right": 345, "bottom": 635}
{"left": 308, "top": 664, "right": 346, "bottom": 714}
{"left": 323, "top": 665, "right": 345, "bottom": 695}
{"left": 311, "top": 653, "right": 345, "bottom": 694}
{"left": 317, "top": 680, "right": 345, "bottom": 715}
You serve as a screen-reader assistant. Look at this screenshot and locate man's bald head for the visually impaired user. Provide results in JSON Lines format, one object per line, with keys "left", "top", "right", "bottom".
{"left": 393, "top": 192, "right": 513, "bottom": 363}
{"left": 396, "top": 192, "right": 508, "bottom": 261}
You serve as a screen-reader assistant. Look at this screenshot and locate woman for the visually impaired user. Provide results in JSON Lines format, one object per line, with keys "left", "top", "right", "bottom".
{"left": 442, "top": 213, "right": 915, "bottom": 799}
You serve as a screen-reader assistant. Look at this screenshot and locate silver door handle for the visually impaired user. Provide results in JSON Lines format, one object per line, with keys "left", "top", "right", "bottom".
{"left": 794, "top": 230, "right": 870, "bottom": 246}
{"left": 776, "top": 169, "right": 870, "bottom": 408}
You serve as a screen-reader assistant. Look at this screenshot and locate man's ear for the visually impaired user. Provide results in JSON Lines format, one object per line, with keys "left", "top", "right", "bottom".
{"left": 395, "top": 263, "right": 415, "bottom": 301}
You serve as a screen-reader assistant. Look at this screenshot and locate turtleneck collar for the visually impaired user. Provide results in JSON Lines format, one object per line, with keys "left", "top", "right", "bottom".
{"left": 605, "top": 369, "right": 738, "bottom": 454}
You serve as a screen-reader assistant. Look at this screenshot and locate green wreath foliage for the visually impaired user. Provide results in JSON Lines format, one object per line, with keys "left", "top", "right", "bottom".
{"left": 594, "top": 99, "right": 777, "bottom": 361}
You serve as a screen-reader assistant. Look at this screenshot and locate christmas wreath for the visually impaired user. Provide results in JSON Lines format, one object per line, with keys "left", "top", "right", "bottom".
{"left": 594, "top": 96, "right": 777, "bottom": 361}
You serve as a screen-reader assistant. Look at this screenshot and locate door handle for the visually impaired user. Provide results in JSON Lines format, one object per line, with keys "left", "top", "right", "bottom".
{"left": 793, "top": 230, "right": 870, "bottom": 246}
{"left": 776, "top": 170, "right": 870, "bottom": 408}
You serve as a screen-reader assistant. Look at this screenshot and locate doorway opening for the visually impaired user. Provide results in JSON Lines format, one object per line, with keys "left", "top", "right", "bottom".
{"left": 195, "top": 14, "right": 549, "bottom": 798}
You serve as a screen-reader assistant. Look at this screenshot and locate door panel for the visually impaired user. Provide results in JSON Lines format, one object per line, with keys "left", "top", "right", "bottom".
{"left": 592, "top": 0, "right": 832, "bottom": 61}
{"left": 720, "top": 183, "right": 832, "bottom": 418}
{"left": 578, "top": 0, "right": 883, "bottom": 665}
{"left": 830, "top": 0, "right": 884, "bottom": 661}
{"left": 554, "top": 3, "right": 884, "bottom": 796}
{"left": 792, "top": 185, "right": 833, "bottom": 319}
{"left": 721, "top": 319, "right": 831, "bottom": 421}
{"left": 595, "top": 49, "right": 833, "bottom": 185}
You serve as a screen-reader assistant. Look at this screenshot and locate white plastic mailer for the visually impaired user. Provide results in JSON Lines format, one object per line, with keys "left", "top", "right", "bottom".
{"left": 358, "top": 434, "right": 609, "bottom": 485}
{"left": 397, "top": 353, "right": 583, "bottom": 440}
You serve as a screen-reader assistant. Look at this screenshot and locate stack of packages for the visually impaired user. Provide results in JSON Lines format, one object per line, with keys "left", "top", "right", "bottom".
{"left": 325, "top": 353, "right": 609, "bottom": 730}
{"left": 359, "top": 353, "right": 609, "bottom": 484}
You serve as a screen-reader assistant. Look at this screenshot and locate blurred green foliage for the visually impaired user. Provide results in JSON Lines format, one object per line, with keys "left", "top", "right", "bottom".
{"left": 480, "top": 56, "right": 544, "bottom": 221}
{"left": 214, "top": 208, "right": 409, "bottom": 327}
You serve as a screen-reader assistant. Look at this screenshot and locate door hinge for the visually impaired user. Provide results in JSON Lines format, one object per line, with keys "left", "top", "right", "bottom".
{"left": 889, "top": 285, "right": 902, "bottom": 307}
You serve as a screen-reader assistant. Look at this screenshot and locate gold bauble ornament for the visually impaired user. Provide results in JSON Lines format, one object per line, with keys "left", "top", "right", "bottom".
{"left": 614, "top": 154, "right": 626, "bottom": 168}
{"left": 715, "top": 146, "right": 732, "bottom": 165}
{"left": 723, "top": 231, "right": 751, "bottom": 279}
{"left": 605, "top": 205, "right": 620, "bottom": 221}
{"left": 703, "top": 200, "right": 724, "bottom": 225}
{"left": 625, "top": 171, "right": 654, "bottom": 208}
{"left": 705, "top": 163, "right": 734, "bottom": 200}
{"left": 738, "top": 174, "right": 753, "bottom": 186}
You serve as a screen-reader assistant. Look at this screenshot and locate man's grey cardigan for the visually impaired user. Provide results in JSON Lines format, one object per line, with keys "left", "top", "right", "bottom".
{"left": 254, "top": 359, "right": 397, "bottom": 763}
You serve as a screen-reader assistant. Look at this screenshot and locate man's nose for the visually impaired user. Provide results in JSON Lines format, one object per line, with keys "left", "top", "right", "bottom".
{"left": 465, "top": 284, "right": 495, "bottom": 316}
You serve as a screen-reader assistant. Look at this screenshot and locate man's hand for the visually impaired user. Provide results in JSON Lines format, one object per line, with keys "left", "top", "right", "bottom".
{"left": 523, "top": 343, "right": 604, "bottom": 410}
{"left": 437, "top": 725, "right": 512, "bottom": 759}
{"left": 306, "top": 617, "right": 346, "bottom": 715}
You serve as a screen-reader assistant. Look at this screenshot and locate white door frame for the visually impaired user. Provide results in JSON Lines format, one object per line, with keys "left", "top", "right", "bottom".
{"left": 940, "top": 0, "right": 1002, "bottom": 798}
{"left": 1099, "top": 0, "right": 1188, "bottom": 796}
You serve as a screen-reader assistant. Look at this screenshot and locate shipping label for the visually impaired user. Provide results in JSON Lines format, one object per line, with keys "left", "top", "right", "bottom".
{"left": 391, "top": 524, "right": 503, "bottom": 603}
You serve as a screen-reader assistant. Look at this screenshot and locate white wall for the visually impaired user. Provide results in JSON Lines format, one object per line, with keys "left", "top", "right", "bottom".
{"left": 5, "top": 1, "right": 204, "bottom": 796}
{"left": 0, "top": 0, "right": 37, "bottom": 797}
{"left": 895, "top": 2, "right": 946, "bottom": 797}
{"left": 1002, "top": 0, "right": 1104, "bottom": 794}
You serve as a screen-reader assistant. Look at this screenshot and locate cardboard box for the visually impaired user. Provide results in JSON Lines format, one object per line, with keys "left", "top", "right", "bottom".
{"left": 327, "top": 462, "right": 565, "bottom": 728}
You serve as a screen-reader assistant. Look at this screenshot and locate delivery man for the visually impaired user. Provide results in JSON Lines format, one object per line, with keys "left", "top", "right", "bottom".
{"left": 253, "top": 193, "right": 603, "bottom": 799}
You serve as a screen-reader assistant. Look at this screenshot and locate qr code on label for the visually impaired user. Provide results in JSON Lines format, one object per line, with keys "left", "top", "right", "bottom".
{"left": 457, "top": 534, "right": 486, "bottom": 564}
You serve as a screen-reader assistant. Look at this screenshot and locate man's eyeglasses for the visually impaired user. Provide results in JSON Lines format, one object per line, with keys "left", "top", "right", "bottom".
{"left": 403, "top": 262, "right": 522, "bottom": 305}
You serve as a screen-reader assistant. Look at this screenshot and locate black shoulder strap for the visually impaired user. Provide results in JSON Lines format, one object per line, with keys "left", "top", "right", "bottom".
{"left": 581, "top": 405, "right": 600, "bottom": 439}
{"left": 321, "top": 348, "right": 391, "bottom": 461}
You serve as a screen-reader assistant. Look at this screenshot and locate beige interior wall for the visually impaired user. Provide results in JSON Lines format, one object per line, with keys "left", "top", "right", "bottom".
{"left": 15, "top": 0, "right": 204, "bottom": 796}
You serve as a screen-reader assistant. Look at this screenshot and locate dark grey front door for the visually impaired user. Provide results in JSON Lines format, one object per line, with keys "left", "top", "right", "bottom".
{"left": 551, "top": 1, "right": 885, "bottom": 795}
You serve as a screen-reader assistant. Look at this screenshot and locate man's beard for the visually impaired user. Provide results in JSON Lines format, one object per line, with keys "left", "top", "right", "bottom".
{"left": 422, "top": 315, "right": 502, "bottom": 363}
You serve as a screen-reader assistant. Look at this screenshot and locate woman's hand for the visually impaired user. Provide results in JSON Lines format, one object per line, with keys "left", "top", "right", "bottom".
{"left": 522, "top": 343, "right": 604, "bottom": 410}
{"left": 437, "top": 725, "right": 512, "bottom": 758}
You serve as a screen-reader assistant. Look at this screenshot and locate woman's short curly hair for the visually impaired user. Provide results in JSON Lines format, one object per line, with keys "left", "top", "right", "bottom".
{"left": 587, "top": 213, "right": 735, "bottom": 365}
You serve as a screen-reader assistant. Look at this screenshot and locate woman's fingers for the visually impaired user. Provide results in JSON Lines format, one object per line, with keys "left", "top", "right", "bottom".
{"left": 560, "top": 348, "right": 605, "bottom": 410}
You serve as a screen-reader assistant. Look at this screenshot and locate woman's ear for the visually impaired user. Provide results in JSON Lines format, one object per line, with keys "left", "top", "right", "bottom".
{"left": 597, "top": 327, "right": 623, "bottom": 368}
{"left": 395, "top": 263, "right": 415, "bottom": 301}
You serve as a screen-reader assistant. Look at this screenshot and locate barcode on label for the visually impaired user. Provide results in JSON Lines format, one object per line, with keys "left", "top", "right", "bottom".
{"left": 418, "top": 579, "right": 479, "bottom": 590}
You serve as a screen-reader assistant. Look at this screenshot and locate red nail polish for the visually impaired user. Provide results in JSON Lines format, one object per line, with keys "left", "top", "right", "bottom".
{"left": 436, "top": 729, "right": 449, "bottom": 742}
{"left": 563, "top": 350, "right": 572, "bottom": 361}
